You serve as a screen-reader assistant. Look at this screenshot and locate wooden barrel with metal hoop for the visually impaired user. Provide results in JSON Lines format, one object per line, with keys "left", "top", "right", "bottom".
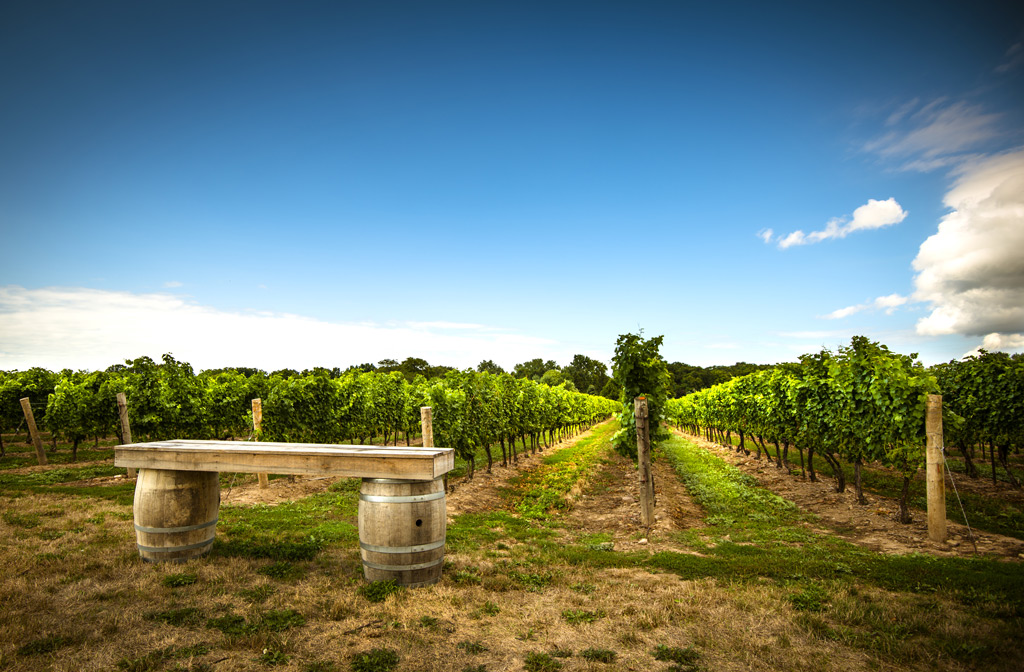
{"left": 358, "top": 477, "right": 446, "bottom": 587}
{"left": 133, "top": 469, "right": 219, "bottom": 563}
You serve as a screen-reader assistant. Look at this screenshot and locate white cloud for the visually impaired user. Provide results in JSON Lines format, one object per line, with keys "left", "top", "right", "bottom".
{"left": 825, "top": 305, "right": 865, "bottom": 320}
{"left": 757, "top": 228, "right": 774, "bottom": 244}
{"left": 773, "top": 198, "right": 907, "bottom": 249}
{"left": 962, "top": 333, "right": 1024, "bottom": 359}
{"left": 163, "top": 281, "right": 183, "bottom": 288}
{"left": 823, "top": 293, "right": 910, "bottom": 320}
{"left": 0, "top": 286, "right": 561, "bottom": 372}
{"left": 912, "top": 149, "right": 1024, "bottom": 341}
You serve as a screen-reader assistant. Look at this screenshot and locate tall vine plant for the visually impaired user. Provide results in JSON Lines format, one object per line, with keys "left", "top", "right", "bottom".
{"left": 610, "top": 332, "right": 672, "bottom": 459}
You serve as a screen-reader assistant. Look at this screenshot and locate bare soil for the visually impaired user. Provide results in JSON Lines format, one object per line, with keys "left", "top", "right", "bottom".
{"left": 676, "top": 430, "right": 1024, "bottom": 560}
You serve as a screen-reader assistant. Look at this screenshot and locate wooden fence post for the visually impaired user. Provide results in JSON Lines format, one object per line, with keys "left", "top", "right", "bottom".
{"left": 253, "top": 398, "right": 268, "bottom": 489}
{"left": 420, "top": 407, "right": 434, "bottom": 449}
{"left": 116, "top": 392, "right": 136, "bottom": 478}
{"left": 19, "top": 397, "right": 47, "bottom": 466}
{"left": 422, "top": 406, "right": 443, "bottom": 490}
{"left": 926, "top": 394, "right": 947, "bottom": 542}
{"left": 635, "top": 396, "right": 654, "bottom": 528}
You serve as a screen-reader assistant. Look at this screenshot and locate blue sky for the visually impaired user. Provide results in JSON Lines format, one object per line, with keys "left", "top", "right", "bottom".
{"left": 2, "top": 1, "right": 1022, "bottom": 373}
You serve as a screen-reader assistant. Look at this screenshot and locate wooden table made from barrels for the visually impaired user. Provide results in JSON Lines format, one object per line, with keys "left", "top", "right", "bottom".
{"left": 115, "top": 440, "right": 455, "bottom": 586}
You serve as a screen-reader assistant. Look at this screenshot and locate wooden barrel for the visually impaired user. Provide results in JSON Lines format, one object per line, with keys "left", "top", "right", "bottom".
{"left": 358, "top": 477, "right": 446, "bottom": 587}
{"left": 133, "top": 469, "right": 219, "bottom": 563}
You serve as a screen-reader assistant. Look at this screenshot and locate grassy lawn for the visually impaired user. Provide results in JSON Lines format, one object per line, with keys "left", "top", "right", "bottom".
{"left": 0, "top": 422, "right": 1020, "bottom": 671}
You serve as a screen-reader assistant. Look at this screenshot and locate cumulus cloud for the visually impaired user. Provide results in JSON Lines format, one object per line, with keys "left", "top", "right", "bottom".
{"left": 823, "top": 293, "right": 910, "bottom": 320}
{"left": 772, "top": 198, "right": 907, "bottom": 249}
{"left": 961, "top": 333, "right": 1024, "bottom": 359}
{"left": 911, "top": 149, "right": 1024, "bottom": 350}
{"left": 0, "top": 286, "right": 560, "bottom": 371}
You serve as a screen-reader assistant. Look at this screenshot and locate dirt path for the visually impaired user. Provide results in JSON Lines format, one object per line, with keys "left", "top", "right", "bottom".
{"left": 560, "top": 448, "right": 705, "bottom": 553}
{"left": 675, "top": 430, "right": 1024, "bottom": 560}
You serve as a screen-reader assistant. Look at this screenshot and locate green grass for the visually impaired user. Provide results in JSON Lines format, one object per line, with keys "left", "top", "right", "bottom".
{"left": 505, "top": 421, "right": 617, "bottom": 519}
{"left": 214, "top": 489, "right": 359, "bottom": 561}
{"left": 654, "top": 434, "right": 1024, "bottom": 609}
{"left": 0, "top": 464, "right": 127, "bottom": 487}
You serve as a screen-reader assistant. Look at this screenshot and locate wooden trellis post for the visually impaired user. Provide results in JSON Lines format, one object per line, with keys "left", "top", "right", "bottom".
{"left": 116, "top": 392, "right": 136, "bottom": 478}
{"left": 635, "top": 396, "right": 654, "bottom": 528}
{"left": 926, "top": 394, "right": 947, "bottom": 542}
{"left": 19, "top": 398, "right": 47, "bottom": 466}
{"left": 253, "top": 398, "right": 268, "bottom": 488}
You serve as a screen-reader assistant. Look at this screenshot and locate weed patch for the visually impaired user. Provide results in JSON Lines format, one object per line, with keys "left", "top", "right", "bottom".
{"left": 457, "top": 640, "right": 488, "bottom": 654}
{"left": 350, "top": 647, "right": 399, "bottom": 672}
{"left": 161, "top": 572, "right": 198, "bottom": 588}
{"left": 257, "top": 560, "right": 306, "bottom": 580}
{"left": 560, "top": 608, "right": 605, "bottom": 625}
{"left": 652, "top": 644, "right": 700, "bottom": 668}
{"left": 358, "top": 580, "right": 402, "bottom": 603}
{"left": 579, "top": 648, "right": 616, "bottom": 663}
{"left": 523, "top": 651, "right": 563, "bottom": 671}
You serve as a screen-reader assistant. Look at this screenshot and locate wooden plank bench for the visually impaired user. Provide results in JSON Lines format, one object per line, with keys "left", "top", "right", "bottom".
{"left": 115, "top": 440, "right": 455, "bottom": 587}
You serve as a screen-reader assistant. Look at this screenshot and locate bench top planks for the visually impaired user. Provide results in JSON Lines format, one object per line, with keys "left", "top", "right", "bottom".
{"left": 115, "top": 440, "right": 454, "bottom": 481}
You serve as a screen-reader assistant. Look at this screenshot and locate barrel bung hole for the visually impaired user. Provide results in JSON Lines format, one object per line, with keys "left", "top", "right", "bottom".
{"left": 416, "top": 519, "right": 423, "bottom": 527}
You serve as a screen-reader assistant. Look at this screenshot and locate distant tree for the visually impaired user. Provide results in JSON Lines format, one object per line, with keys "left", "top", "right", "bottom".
{"left": 400, "top": 357, "right": 431, "bottom": 381}
{"left": 539, "top": 369, "right": 566, "bottom": 387}
{"left": 513, "top": 358, "right": 557, "bottom": 381}
{"left": 426, "top": 364, "right": 456, "bottom": 379}
{"left": 377, "top": 359, "right": 400, "bottom": 372}
{"left": 477, "top": 359, "right": 506, "bottom": 375}
{"left": 563, "top": 354, "right": 610, "bottom": 395}
{"left": 599, "top": 378, "right": 621, "bottom": 400}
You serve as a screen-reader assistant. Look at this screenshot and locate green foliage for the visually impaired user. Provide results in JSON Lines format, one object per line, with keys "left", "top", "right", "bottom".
{"left": 237, "top": 585, "right": 276, "bottom": 603}
{"left": 147, "top": 607, "right": 204, "bottom": 627}
{"left": 3, "top": 510, "right": 41, "bottom": 528}
{"left": 258, "top": 646, "right": 290, "bottom": 666}
{"left": 652, "top": 644, "right": 700, "bottom": 668}
{"left": 260, "top": 609, "right": 306, "bottom": 631}
{"left": 611, "top": 332, "right": 671, "bottom": 459}
{"left": 579, "top": 648, "right": 616, "bottom": 663}
{"left": 350, "top": 648, "right": 399, "bottom": 672}
{"left": 788, "top": 584, "right": 828, "bottom": 612}
{"left": 358, "top": 580, "right": 402, "bottom": 603}
{"left": 667, "top": 335, "right": 942, "bottom": 507}
{"left": 457, "top": 640, "right": 489, "bottom": 654}
{"left": 560, "top": 608, "right": 605, "bottom": 624}
{"left": 161, "top": 572, "right": 198, "bottom": 588}
{"left": 257, "top": 561, "right": 306, "bottom": 580}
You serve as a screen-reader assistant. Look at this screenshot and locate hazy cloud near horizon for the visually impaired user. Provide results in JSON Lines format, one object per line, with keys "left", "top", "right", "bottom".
{"left": 0, "top": 286, "right": 574, "bottom": 372}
